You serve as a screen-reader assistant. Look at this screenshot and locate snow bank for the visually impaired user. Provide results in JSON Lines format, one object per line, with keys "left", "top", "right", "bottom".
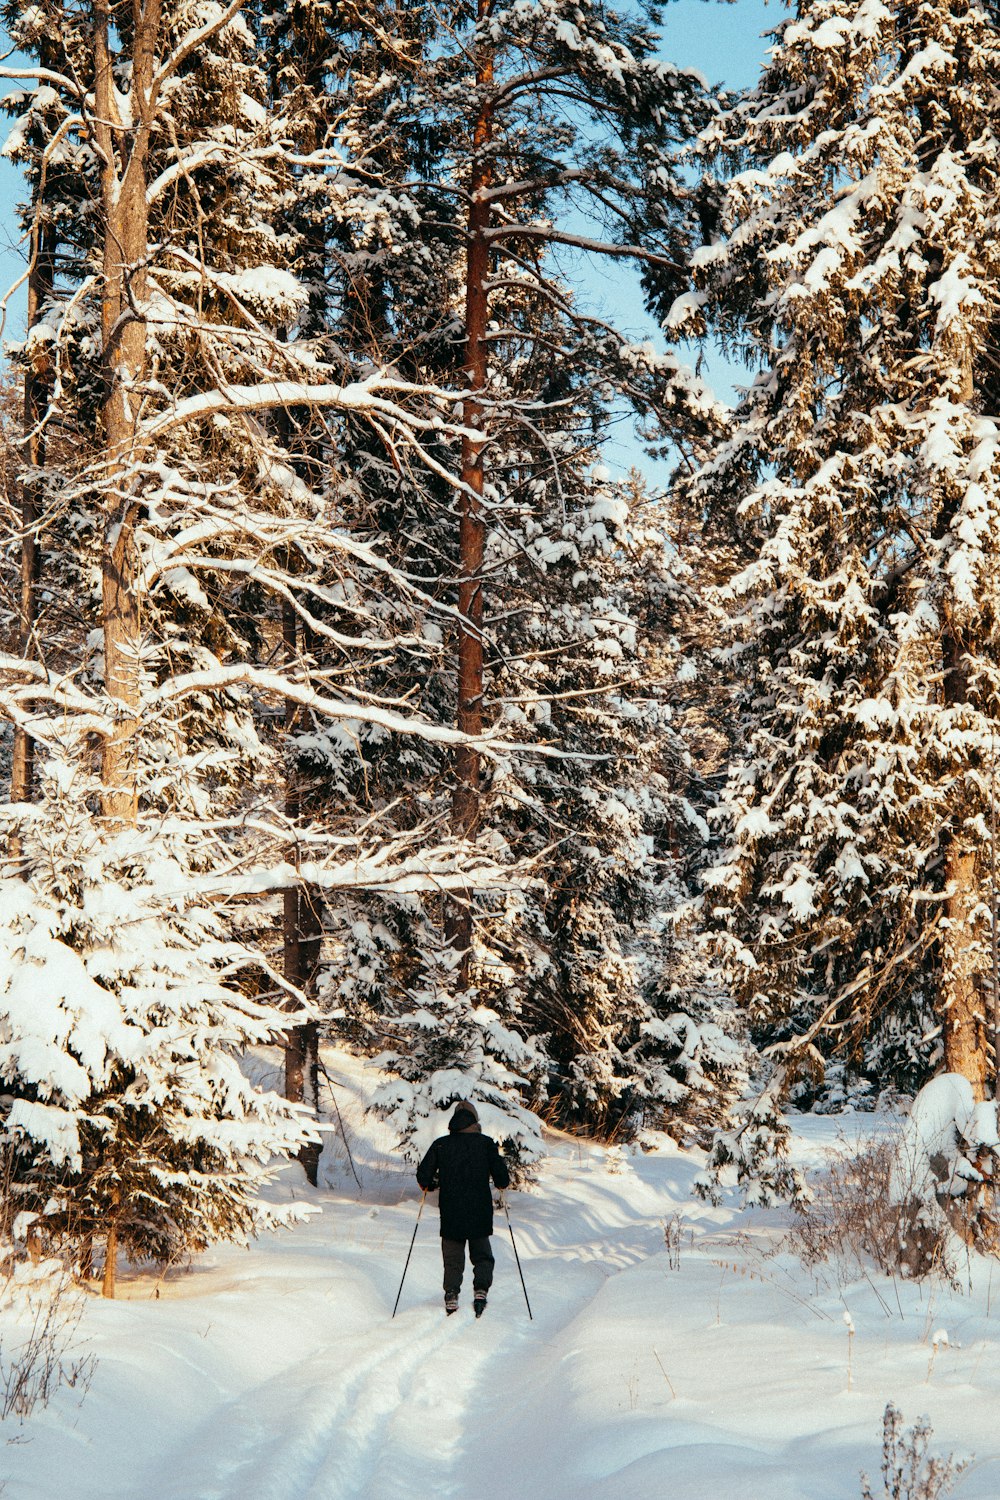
{"left": 892, "top": 1071, "right": 1000, "bottom": 1205}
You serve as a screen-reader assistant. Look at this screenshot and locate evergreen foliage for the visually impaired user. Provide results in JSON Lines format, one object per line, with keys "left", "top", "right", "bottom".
{"left": 0, "top": 759, "right": 311, "bottom": 1267}
{"left": 681, "top": 0, "right": 1000, "bottom": 1192}
{"left": 298, "top": 0, "right": 743, "bottom": 1149}
{"left": 0, "top": 0, "right": 515, "bottom": 1279}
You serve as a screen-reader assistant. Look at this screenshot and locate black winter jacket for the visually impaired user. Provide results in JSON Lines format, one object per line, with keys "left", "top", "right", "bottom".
{"left": 416, "top": 1125, "right": 510, "bottom": 1240}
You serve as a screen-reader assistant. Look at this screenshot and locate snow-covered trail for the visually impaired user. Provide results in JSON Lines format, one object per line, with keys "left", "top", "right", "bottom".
{"left": 130, "top": 1168, "right": 668, "bottom": 1500}
{"left": 7, "top": 1058, "right": 1000, "bottom": 1500}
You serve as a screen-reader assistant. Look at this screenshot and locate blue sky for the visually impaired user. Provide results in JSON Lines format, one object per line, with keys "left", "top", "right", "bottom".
{"left": 667, "top": 0, "right": 781, "bottom": 90}
{"left": 596, "top": 0, "right": 786, "bottom": 476}
{"left": 0, "top": 97, "right": 25, "bottom": 334}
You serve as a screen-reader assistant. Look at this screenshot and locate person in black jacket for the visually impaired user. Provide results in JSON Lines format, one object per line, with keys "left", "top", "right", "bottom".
{"left": 416, "top": 1099, "right": 510, "bottom": 1316}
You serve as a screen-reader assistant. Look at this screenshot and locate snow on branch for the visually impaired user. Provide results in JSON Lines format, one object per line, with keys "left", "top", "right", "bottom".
{"left": 141, "top": 486, "right": 471, "bottom": 633}
{"left": 182, "top": 849, "right": 532, "bottom": 902}
{"left": 147, "top": 664, "right": 607, "bottom": 762}
{"left": 0, "top": 656, "right": 116, "bottom": 731}
{"left": 0, "top": 63, "right": 83, "bottom": 97}
{"left": 151, "top": 0, "right": 248, "bottom": 96}
{"left": 140, "top": 375, "right": 477, "bottom": 444}
{"left": 483, "top": 223, "right": 682, "bottom": 271}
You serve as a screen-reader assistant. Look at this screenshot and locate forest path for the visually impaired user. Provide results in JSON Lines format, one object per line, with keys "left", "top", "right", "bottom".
{"left": 8, "top": 1059, "right": 1000, "bottom": 1500}
{"left": 95, "top": 1098, "right": 698, "bottom": 1500}
{"left": 137, "top": 1147, "right": 669, "bottom": 1500}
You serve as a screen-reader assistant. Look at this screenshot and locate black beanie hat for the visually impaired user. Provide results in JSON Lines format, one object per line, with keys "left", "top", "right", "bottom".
{"left": 448, "top": 1099, "right": 480, "bottom": 1133}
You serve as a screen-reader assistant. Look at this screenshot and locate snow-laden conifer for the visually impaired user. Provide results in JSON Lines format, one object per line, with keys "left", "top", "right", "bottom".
{"left": 682, "top": 0, "right": 1000, "bottom": 1189}
{"left": 0, "top": 755, "right": 311, "bottom": 1285}
{"left": 295, "top": 0, "right": 744, "bottom": 1147}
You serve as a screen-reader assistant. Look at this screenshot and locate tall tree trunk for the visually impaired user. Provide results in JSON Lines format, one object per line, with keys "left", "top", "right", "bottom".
{"left": 267, "top": 16, "right": 330, "bottom": 1175}
{"left": 448, "top": 0, "right": 494, "bottom": 982}
{"left": 9, "top": 219, "right": 55, "bottom": 819}
{"left": 938, "top": 351, "right": 989, "bottom": 1097}
{"left": 282, "top": 599, "right": 322, "bottom": 1185}
{"left": 93, "top": 0, "right": 161, "bottom": 826}
{"left": 940, "top": 623, "right": 989, "bottom": 1097}
{"left": 92, "top": 0, "right": 162, "bottom": 1295}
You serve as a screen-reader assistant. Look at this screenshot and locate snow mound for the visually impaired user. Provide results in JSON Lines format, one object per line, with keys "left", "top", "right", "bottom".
{"left": 892, "top": 1071, "right": 999, "bottom": 1204}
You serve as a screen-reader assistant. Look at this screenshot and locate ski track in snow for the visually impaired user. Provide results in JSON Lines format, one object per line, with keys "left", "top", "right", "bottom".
{"left": 147, "top": 1225, "right": 607, "bottom": 1500}
{"left": 8, "top": 1056, "right": 1000, "bottom": 1500}
{"left": 161, "top": 1315, "right": 470, "bottom": 1500}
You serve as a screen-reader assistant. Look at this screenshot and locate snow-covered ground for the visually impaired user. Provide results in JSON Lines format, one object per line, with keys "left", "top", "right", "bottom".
{"left": 5, "top": 1054, "right": 1000, "bottom": 1499}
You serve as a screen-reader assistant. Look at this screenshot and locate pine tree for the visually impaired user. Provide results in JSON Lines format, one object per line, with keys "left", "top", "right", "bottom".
{"left": 0, "top": 764, "right": 311, "bottom": 1289}
{"left": 311, "top": 0, "right": 742, "bottom": 1147}
{"left": 681, "top": 0, "right": 1000, "bottom": 1179}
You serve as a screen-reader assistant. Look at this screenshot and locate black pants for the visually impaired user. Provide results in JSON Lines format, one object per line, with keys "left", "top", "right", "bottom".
{"left": 442, "top": 1236, "right": 494, "bottom": 1295}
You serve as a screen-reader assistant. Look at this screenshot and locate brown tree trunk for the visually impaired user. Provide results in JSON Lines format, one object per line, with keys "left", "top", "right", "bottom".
{"left": 9, "top": 220, "right": 55, "bottom": 820}
{"left": 93, "top": 0, "right": 161, "bottom": 825}
{"left": 448, "top": 0, "right": 494, "bottom": 981}
{"left": 269, "top": 6, "right": 330, "bottom": 1165}
{"left": 282, "top": 600, "right": 322, "bottom": 1185}
{"left": 941, "top": 844, "right": 988, "bottom": 1097}
{"left": 937, "top": 348, "right": 989, "bottom": 1097}
{"left": 102, "top": 1189, "right": 120, "bottom": 1299}
{"left": 283, "top": 893, "right": 322, "bottom": 1186}
{"left": 941, "top": 623, "right": 989, "bottom": 1098}
{"left": 90, "top": 0, "right": 162, "bottom": 1297}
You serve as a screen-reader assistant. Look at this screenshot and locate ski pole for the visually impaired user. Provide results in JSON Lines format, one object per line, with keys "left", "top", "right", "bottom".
{"left": 502, "top": 1193, "right": 533, "bottom": 1320}
{"left": 392, "top": 1190, "right": 427, "bottom": 1318}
